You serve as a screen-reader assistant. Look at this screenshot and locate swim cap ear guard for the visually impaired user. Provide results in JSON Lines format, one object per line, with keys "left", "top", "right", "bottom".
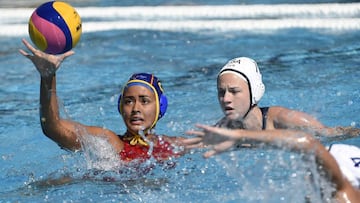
{"left": 117, "top": 73, "right": 168, "bottom": 121}
{"left": 158, "top": 93, "right": 168, "bottom": 119}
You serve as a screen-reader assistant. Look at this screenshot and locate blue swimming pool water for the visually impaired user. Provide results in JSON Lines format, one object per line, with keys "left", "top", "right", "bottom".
{"left": 1, "top": 1, "right": 360, "bottom": 202}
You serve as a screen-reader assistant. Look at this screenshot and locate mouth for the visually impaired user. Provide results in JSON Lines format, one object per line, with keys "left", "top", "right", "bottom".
{"left": 223, "top": 106, "right": 235, "bottom": 115}
{"left": 130, "top": 116, "right": 144, "bottom": 124}
{"left": 224, "top": 106, "right": 233, "bottom": 111}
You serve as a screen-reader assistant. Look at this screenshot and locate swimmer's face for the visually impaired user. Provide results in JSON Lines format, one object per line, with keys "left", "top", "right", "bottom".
{"left": 121, "top": 85, "right": 157, "bottom": 133}
{"left": 217, "top": 73, "right": 251, "bottom": 120}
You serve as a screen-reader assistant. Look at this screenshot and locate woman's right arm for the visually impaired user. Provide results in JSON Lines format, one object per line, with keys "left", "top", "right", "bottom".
{"left": 39, "top": 73, "right": 82, "bottom": 150}
{"left": 19, "top": 39, "right": 123, "bottom": 152}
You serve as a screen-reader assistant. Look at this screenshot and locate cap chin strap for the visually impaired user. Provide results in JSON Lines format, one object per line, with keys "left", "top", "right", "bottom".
{"left": 242, "top": 104, "right": 256, "bottom": 120}
{"left": 124, "top": 130, "right": 149, "bottom": 146}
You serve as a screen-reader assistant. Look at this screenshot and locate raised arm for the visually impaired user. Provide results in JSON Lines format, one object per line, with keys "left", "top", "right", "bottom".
{"left": 19, "top": 39, "right": 122, "bottom": 152}
{"left": 39, "top": 69, "right": 81, "bottom": 150}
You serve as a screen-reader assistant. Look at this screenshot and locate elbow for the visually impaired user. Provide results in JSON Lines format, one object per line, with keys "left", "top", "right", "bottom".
{"left": 39, "top": 118, "right": 79, "bottom": 151}
{"left": 39, "top": 116, "right": 54, "bottom": 136}
{"left": 293, "top": 131, "right": 319, "bottom": 152}
{"left": 39, "top": 115, "right": 62, "bottom": 136}
{"left": 295, "top": 133, "right": 314, "bottom": 145}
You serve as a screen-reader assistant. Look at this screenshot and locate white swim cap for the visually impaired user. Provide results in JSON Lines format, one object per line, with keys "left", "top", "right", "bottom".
{"left": 218, "top": 57, "right": 265, "bottom": 105}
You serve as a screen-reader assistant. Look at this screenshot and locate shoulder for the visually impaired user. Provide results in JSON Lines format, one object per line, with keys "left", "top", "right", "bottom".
{"left": 85, "top": 125, "right": 118, "bottom": 137}
{"left": 84, "top": 126, "right": 124, "bottom": 150}
{"left": 266, "top": 106, "right": 291, "bottom": 115}
{"left": 262, "top": 106, "right": 291, "bottom": 123}
{"left": 267, "top": 106, "right": 315, "bottom": 122}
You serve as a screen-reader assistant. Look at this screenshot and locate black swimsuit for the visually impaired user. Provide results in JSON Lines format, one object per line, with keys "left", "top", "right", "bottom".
{"left": 260, "top": 107, "right": 269, "bottom": 130}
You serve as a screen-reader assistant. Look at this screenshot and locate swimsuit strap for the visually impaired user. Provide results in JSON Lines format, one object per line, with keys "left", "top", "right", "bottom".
{"left": 260, "top": 107, "right": 269, "bottom": 130}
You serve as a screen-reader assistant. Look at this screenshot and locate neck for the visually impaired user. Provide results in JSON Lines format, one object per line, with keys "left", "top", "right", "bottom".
{"left": 126, "top": 130, "right": 143, "bottom": 136}
{"left": 243, "top": 104, "right": 256, "bottom": 119}
{"left": 242, "top": 106, "right": 263, "bottom": 130}
{"left": 221, "top": 106, "right": 262, "bottom": 130}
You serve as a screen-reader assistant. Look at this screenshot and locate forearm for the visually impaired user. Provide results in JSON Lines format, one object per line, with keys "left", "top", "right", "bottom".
{"left": 238, "top": 130, "right": 345, "bottom": 188}
{"left": 39, "top": 75, "right": 81, "bottom": 150}
{"left": 39, "top": 75, "right": 60, "bottom": 132}
{"left": 323, "top": 126, "right": 360, "bottom": 137}
{"left": 237, "top": 130, "right": 315, "bottom": 151}
{"left": 20, "top": 39, "right": 82, "bottom": 150}
{"left": 232, "top": 129, "right": 330, "bottom": 159}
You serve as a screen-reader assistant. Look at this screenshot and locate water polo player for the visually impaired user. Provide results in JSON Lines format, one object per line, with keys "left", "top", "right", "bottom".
{"left": 19, "top": 39, "right": 186, "bottom": 163}
{"left": 215, "top": 57, "right": 359, "bottom": 136}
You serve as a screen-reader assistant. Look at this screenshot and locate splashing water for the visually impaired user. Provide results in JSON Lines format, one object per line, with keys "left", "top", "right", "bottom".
{"left": 139, "top": 126, "right": 154, "bottom": 158}
{"left": 210, "top": 147, "right": 336, "bottom": 202}
{"left": 77, "top": 127, "right": 123, "bottom": 171}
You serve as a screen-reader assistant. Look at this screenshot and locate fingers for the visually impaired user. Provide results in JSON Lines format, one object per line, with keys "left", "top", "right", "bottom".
{"left": 194, "top": 123, "right": 211, "bottom": 130}
{"left": 186, "top": 142, "right": 205, "bottom": 150}
{"left": 181, "top": 137, "right": 202, "bottom": 145}
{"left": 185, "top": 129, "right": 205, "bottom": 137}
{"left": 185, "top": 123, "right": 234, "bottom": 158}
{"left": 181, "top": 137, "right": 205, "bottom": 150}
{"left": 19, "top": 39, "right": 32, "bottom": 57}
{"left": 202, "top": 140, "right": 236, "bottom": 158}
{"left": 203, "top": 150, "right": 217, "bottom": 158}
{"left": 20, "top": 38, "right": 74, "bottom": 60}
{"left": 194, "top": 123, "right": 221, "bottom": 135}
{"left": 61, "top": 50, "right": 75, "bottom": 59}
{"left": 18, "top": 49, "right": 29, "bottom": 57}
{"left": 19, "top": 39, "right": 42, "bottom": 62}
{"left": 21, "top": 38, "right": 37, "bottom": 54}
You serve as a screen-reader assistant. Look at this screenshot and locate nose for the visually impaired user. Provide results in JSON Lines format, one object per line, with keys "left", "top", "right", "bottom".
{"left": 223, "top": 90, "right": 232, "bottom": 103}
{"left": 131, "top": 100, "right": 141, "bottom": 113}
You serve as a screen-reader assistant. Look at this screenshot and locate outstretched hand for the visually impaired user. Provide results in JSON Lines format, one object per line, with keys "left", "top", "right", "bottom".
{"left": 184, "top": 124, "right": 239, "bottom": 158}
{"left": 19, "top": 39, "right": 74, "bottom": 78}
{"left": 335, "top": 126, "right": 360, "bottom": 137}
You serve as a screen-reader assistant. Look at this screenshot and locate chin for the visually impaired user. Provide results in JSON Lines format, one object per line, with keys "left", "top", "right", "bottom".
{"left": 226, "top": 113, "right": 241, "bottom": 121}
{"left": 131, "top": 125, "right": 151, "bottom": 133}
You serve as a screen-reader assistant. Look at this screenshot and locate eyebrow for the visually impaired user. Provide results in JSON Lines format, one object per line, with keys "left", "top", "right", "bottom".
{"left": 218, "top": 86, "right": 241, "bottom": 90}
{"left": 124, "top": 94, "right": 151, "bottom": 98}
{"left": 228, "top": 86, "right": 242, "bottom": 90}
{"left": 139, "top": 95, "right": 152, "bottom": 99}
{"left": 124, "top": 94, "right": 153, "bottom": 99}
